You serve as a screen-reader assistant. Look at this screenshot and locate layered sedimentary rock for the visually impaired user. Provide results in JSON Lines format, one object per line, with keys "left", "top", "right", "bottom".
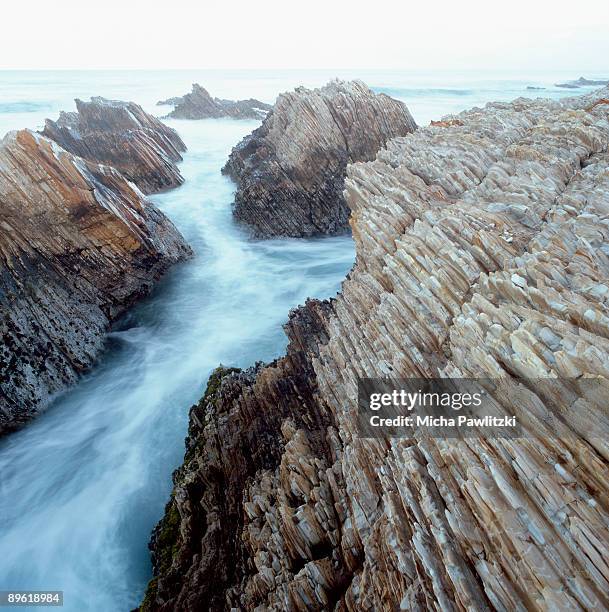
{"left": 222, "top": 80, "right": 417, "bottom": 238}
{"left": 0, "top": 130, "right": 191, "bottom": 433}
{"left": 145, "top": 86, "right": 609, "bottom": 611}
{"left": 42, "top": 97, "right": 186, "bottom": 194}
{"left": 159, "top": 84, "right": 272, "bottom": 120}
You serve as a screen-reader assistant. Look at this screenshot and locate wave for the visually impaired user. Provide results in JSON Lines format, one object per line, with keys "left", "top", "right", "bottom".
{"left": 0, "top": 101, "right": 52, "bottom": 113}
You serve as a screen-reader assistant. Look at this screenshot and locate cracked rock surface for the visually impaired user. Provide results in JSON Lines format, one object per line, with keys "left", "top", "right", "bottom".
{"left": 0, "top": 130, "right": 191, "bottom": 433}
{"left": 144, "top": 87, "right": 609, "bottom": 611}
{"left": 222, "top": 80, "right": 417, "bottom": 238}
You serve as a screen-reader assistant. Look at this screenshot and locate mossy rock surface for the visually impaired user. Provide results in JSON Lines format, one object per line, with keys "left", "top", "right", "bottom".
{"left": 140, "top": 365, "right": 241, "bottom": 610}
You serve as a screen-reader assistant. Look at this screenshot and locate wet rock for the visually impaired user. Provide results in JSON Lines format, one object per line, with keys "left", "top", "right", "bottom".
{"left": 0, "top": 130, "right": 192, "bottom": 433}
{"left": 145, "top": 86, "right": 609, "bottom": 610}
{"left": 222, "top": 80, "right": 417, "bottom": 238}
{"left": 42, "top": 97, "right": 186, "bottom": 194}
{"left": 159, "top": 84, "right": 272, "bottom": 120}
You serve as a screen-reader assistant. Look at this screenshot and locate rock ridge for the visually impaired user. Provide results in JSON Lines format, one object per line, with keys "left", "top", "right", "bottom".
{"left": 42, "top": 97, "right": 186, "bottom": 194}
{"left": 0, "top": 129, "right": 191, "bottom": 433}
{"left": 159, "top": 84, "right": 272, "bottom": 120}
{"left": 222, "top": 79, "right": 417, "bottom": 238}
{"left": 144, "top": 87, "right": 609, "bottom": 610}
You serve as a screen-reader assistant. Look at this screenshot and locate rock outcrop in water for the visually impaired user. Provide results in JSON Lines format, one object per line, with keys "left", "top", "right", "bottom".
{"left": 159, "top": 84, "right": 272, "bottom": 120}
{"left": 42, "top": 97, "right": 186, "bottom": 194}
{"left": 222, "top": 80, "right": 417, "bottom": 238}
{"left": 0, "top": 130, "right": 191, "bottom": 433}
{"left": 556, "top": 76, "right": 609, "bottom": 89}
{"left": 144, "top": 87, "right": 609, "bottom": 610}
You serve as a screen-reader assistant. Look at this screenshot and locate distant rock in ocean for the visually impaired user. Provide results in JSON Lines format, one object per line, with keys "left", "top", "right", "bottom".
{"left": 222, "top": 79, "right": 417, "bottom": 238}
{"left": 555, "top": 76, "right": 609, "bottom": 89}
{"left": 573, "top": 76, "right": 609, "bottom": 86}
{"left": 158, "top": 84, "right": 272, "bottom": 120}
{"left": 526, "top": 86, "right": 545, "bottom": 90}
{"left": 0, "top": 130, "right": 191, "bottom": 434}
{"left": 42, "top": 97, "right": 186, "bottom": 194}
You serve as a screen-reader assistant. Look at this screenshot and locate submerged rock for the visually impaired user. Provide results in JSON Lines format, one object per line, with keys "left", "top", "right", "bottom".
{"left": 145, "top": 87, "right": 609, "bottom": 610}
{"left": 0, "top": 130, "right": 192, "bottom": 433}
{"left": 159, "top": 84, "right": 272, "bottom": 120}
{"left": 42, "top": 97, "right": 186, "bottom": 194}
{"left": 222, "top": 80, "right": 417, "bottom": 238}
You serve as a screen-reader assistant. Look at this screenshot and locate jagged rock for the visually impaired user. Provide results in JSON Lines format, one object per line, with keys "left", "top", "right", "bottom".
{"left": 144, "top": 87, "right": 609, "bottom": 611}
{"left": 0, "top": 130, "right": 192, "bottom": 433}
{"left": 159, "top": 84, "right": 272, "bottom": 120}
{"left": 574, "top": 76, "right": 609, "bottom": 86}
{"left": 555, "top": 77, "right": 609, "bottom": 89}
{"left": 157, "top": 96, "right": 182, "bottom": 107}
{"left": 222, "top": 80, "right": 417, "bottom": 238}
{"left": 42, "top": 97, "right": 186, "bottom": 194}
{"left": 573, "top": 76, "right": 609, "bottom": 86}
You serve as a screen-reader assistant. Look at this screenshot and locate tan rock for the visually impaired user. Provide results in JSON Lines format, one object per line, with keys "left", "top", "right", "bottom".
{"left": 144, "top": 87, "right": 609, "bottom": 611}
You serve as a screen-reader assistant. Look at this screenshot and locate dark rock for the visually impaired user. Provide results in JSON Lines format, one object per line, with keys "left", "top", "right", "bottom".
{"left": 222, "top": 79, "right": 417, "bottom": 238}
{"left": 42, "top": 97, "right": 186, "bottom": 194}
{"left": 160, "top": 84, "right": 272, "bottom": 120}
{"left": 0, "top": 130, "right": 192, "bottom": 433}
{"left": 141, "top": 300, "right": 336, "bottom": 611}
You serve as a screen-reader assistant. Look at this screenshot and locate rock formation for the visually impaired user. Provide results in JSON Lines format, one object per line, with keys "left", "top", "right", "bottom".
{"left": 0, "top": 130, "right": 191, "bottom": 433}
{"left": 159, "top": 84, "right": 272, "bottom": 120}
{"left": 555, "top": 77, "right": 609, "bottom": 89}
{"left": 144, "top": 87, "right": 609, "bottom": 610}
{"left": 222, "top": 80, "right": 417, "bottom": 238}
{"left": 42, "top": 97, "right": 186, "bottom": 194}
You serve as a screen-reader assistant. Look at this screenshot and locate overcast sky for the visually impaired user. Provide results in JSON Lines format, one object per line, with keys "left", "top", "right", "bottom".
{"left": 2, "top": 0, "right": 608, "bottom": 71}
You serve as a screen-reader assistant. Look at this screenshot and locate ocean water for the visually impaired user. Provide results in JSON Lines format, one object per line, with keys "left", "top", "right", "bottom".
{"left": 0, "top": 69, "right": 606, "bottom": 137}
{"left": 0, "top": 70, "right": 604, "bottom": 611}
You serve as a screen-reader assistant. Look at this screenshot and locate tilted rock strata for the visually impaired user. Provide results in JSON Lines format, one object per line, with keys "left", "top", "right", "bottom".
{"left": 144, "top": 88, "right": 609, "bottom": 610}
{"left": 159, "top": 84, "right": 272, "bottom": 120}
{"left": 42, "top": 97, "right": 186, "bottom": 194}
{"left": 0, "top": 130, "right": 191, "bottom": 433}
{"left": 222, "top": 80, "right": 417, "bottom": 238}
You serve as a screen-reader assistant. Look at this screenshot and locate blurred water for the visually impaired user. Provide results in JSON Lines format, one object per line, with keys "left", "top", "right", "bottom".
{"left": 0, "top": 69, "right": 604, "bottom": 610}
{"left": 0, "top": 114, "right": 354, "bottom": 610}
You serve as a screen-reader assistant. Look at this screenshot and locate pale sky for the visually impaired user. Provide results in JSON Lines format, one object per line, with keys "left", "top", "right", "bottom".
{"left": 2, "top": 0, "right": 608, "bottom": 71}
